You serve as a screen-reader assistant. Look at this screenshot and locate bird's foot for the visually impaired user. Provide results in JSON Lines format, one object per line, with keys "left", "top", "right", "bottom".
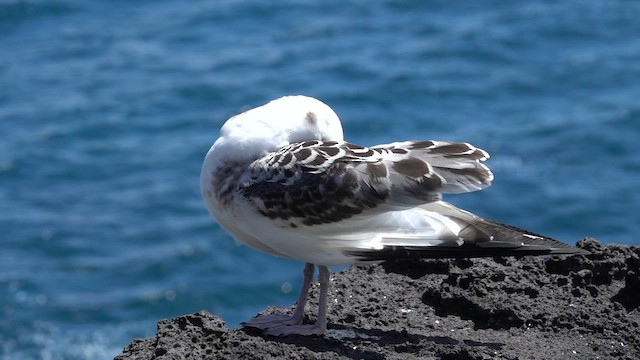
{"left": 264, "top": 323, "right": 326, "bottom": 337}
{"left": 241, "top": 313, "right": 302, "bottom": 330}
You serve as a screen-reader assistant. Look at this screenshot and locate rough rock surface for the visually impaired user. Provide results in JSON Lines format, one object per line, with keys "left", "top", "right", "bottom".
{"left": 116, "top": 238, "right": 640, "bottom": 359}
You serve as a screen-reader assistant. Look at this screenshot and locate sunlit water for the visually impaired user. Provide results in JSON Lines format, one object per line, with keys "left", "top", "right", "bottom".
{"left": 1, "top": 1, "right": 639, "bottom": 358}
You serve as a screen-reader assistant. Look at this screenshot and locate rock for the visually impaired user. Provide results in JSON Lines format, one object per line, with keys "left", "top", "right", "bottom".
{"left": 116, "top": 238, "right": 640, "bottom": 360}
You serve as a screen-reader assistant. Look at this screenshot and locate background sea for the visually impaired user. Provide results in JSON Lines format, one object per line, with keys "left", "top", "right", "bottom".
{"left": 1, "top": 0, "right": 639, "bottom": 358}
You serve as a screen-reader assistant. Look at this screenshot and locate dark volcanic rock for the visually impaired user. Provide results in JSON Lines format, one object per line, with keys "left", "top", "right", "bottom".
{"left": 116, "top": 238, "right": 640, "bottom": 360}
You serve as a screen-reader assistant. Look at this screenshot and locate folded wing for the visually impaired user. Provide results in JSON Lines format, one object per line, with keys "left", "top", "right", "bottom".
{"left": 239, "top": 140, "right": 585, "bottom": 261}
{"left": 342, "top": 201, "right": 587, "bottom": 260}
{"left": 239, "top": 139, "right": 493, "bottom": 226}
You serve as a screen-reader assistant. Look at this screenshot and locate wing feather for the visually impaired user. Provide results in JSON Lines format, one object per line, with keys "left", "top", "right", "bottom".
{"left": 373, "top": 140, "right": 493, "bottom": 193}
{"left": 239, "top": 139, "right": 493, "bottom": 226}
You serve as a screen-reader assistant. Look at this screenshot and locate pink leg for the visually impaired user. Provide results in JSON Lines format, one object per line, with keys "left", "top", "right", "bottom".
{"left": 242, "top": 263, "right": 315, "bottom": 330}
{"left": 264, "top": 265, "right": 329, "bottom": 336}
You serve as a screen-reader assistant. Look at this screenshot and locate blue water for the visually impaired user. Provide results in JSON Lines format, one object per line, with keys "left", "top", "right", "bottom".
{"left": 1, "top": 0, "right": 639, "bottom": 358}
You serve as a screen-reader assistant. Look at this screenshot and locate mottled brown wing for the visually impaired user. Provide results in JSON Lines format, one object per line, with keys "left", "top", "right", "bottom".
{"left": 372, "top": 140, "right": 493, "bottom": 194}
{"left": 240, "top": 140, "right": 446, "bottom": 226}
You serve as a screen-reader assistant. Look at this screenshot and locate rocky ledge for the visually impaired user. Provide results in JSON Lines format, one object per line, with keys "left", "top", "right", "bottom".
{"left": 116, "top": 238, "right": 640, "bottom": 359}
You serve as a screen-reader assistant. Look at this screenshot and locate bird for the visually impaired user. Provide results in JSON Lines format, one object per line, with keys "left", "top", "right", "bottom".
{"left": 200, "top": 95, "right": 586, "bottom": 336}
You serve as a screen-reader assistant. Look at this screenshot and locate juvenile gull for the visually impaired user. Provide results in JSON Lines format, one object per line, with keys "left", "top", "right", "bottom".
{"left": 200, "top": 95, "right": 586, "bottom": 336}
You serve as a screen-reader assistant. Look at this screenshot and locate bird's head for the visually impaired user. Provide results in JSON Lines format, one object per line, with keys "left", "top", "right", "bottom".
{"left": 208, "top": 95, "right": 344, "bottom": 164}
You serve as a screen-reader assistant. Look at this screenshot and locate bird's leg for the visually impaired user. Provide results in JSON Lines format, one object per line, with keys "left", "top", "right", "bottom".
{"left": 264, "top": 265, "right": 329, "bottom": 336}
{"left": 289, "top": 262, "right": 315, "bottom": 323}
{"left": 242, "top": 263, "right": 314, "bottom": 330}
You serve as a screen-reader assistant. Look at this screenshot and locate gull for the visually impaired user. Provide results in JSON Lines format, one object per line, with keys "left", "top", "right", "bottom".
{"left": 200, "top": 95, "right": 585, "bottom": 336}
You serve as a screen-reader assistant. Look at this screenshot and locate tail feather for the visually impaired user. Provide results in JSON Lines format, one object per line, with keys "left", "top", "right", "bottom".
{"left": 463, "top": 219, "right": 583, "bottom": 254}
{"left": 345, "top": 204, "right": 588, "bottom": 261}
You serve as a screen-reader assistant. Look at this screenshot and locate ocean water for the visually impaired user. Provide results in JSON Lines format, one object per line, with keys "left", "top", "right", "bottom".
{"left": 1, "top": 0, "right": 639, "bottom": 358}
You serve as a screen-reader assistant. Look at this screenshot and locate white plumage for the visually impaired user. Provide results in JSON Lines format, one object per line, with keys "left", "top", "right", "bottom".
{"left": 200, "top": 95, "right": 584, "bottom": 336}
